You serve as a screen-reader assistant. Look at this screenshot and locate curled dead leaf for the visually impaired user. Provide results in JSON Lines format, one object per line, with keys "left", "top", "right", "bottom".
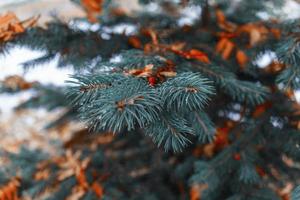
{"left": 128, "top": 36, "right": 142, "bottom": 49}
{"left": 0, "top": 13, "right": 39, "bottom": 42}
{"left": 0, "top": 177, "right": 21, "bottom": 200}
{"left": 91, "top": 182, "right": 104, "bottom": 197}
{"left": 81, "top": 0, "right": 103, "bottom": 23}
{"left": 159, "top": 71, "right": 177, "bottom": 77}
{"left": 236, "top": 50, "right": 249, "bottom": 68}
{"left": 190, "top": 184, "right": 208, "bottom": 200}
{"left": 2, "top": 75, "right": 37, "bottom": 91}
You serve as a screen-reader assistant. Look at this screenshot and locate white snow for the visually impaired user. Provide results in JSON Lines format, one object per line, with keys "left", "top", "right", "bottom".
{"left": 0, "top": 47, "right": 72, "bottom": 114}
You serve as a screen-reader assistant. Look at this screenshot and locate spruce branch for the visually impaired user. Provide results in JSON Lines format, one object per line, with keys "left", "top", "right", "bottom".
{"left": 190, "top": 62, "right": 269, "bottom": 105}
{"left": 222, "top": 80, "right": 270, "bottom": 105}
{"left": 292, "top": 185, "right": 300, "bottom": 200}
{"left": 144, "top": 113, "right": 194, "bottom": 152}
{"left": 67, "top": 73, "right": 125, "bottom": 106}
{"left": 189, "top": 111, "right": 215, "bottom": 143}
{"left": 161, "top": 72, "right": 215, "bottom": 111}
{"left": 238, "top": 162, "right": 260, "bottom": 184}
{"left": 276, "top": 35, "right": 300, "bottom": 89}
{"left": 78, "top": 77, "right": 162, "bottom": 133}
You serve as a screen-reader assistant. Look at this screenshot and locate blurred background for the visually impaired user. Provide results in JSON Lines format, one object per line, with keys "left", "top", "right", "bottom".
{"left": 0, "top": 0, "right": 82, "bottom": 153}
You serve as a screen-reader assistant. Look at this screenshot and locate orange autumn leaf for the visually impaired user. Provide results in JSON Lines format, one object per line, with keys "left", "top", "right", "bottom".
{"left": 0, "top": 13, "right": 16, "bottom": 27}
{"left": 126, "top": 63, "right": 176, "bottom": 83}
{"left": 252, "top": 101, "right": 272, "bottom": 118}
{"left": 126, "top": 64, "right": 154, "bottom": 77}
{"left": 270, "top": 28, "right": 281, "bottom": 39}
{"left": 182, "top": 24, "right": 192, "bottom": 32}
{"left": 128, "top": 36, "right": 142, "bottom": 49}
{"left": 236, "top": 23, "right": 269, "bottom": 47}
{"left": 0, "top": 177, "right": 20, "bottom": 200}
{"left": 277, "top": 183, "right": 293, "bottom": 200}
{"left": 216, "top": 32, "right": 237, "bottom": 39}
{"left": 214, "top": 127, "right": 230, "bottom": 148}
{"left": 11, "top": 23, "right": 24, "bottom": 33}
{"left": 172, "top": 49, "right": 210, "bottom": 63}
{"left": 190, "top": 184, "right": 208, "bottom": 200}
{"left": 82, "top": 0, "right": 102, "bottom": 12}
{"left": 56, "top": 150, "right": 91, "bottom": 183}
{"left": 142, "top": 28, "right": 159, "bottom": 45}
{"left": 81, "top": 0, "right": 103, "bottom": 23}
{"left": 98, "top": 173, "right": 111, "bottom": 182}
{"left": 221, "top": 40, "right": 235, "bottom": 59}
{"left": 110, "top": 7, "right": 126, "bottom": 17}
{"left": 215, "top": 9, "right": 226, "bottom": 24}
{"left": 2, "top": 75, "right": 36, "bottom": 91}
{"left": 91, "top": 182, "right": 104, "bottom": 198}
{"left": 215, "top": 9, "right": 237, "bottom": 32}
{"left": 169, "top": 42, "right": 186, "bottom": 51}
{"left": 256, "top": 166, "right": 266, "bottom": 177}
{"left": 216, "top": 38, "right": 228, "bottom": 52}
{"left": 250, "top": 27, "right": 267, "bottom": 47}
{"left": 67, "top": 187, "right": 86, "bottom": 200}
{"left": 216, "top": 38, "right": 235, "bottom": 60}
{"left": 190, "top": 186, "right": 200, "bottom": 200}
{"left": 188, "top": 49, "right": 210, "bottom": 63}
{"left": 281, "top": 194, "right": 289, "bottom": 200}
{"left": 236, "top": 50, "right": 249, "bottom": 68}
{"left": 202, "top": 143, "right": 215, "bottom": 158}
{"left": 233, "top": 153, "right": 241, "bottom": 161}
{"left": 0, "top": 12, "right": 38, "bottom": 42}
{"left": 285, "top": 88, "right": 296, "bottom": 100}
{"left": 34, "top": 169, "right": 50, "bottom": 181}
{"left": 264, "top": 61, "right": 285, "bottom": 74}
{"left": 216, "top": 9, "right": 281, "bottom": 49}
{"left": 159, "top": 71, "right": 177, "bottom": 77}
{"left": 76, "top": 169, "right": 89, "bottom": 190}
{"left": 214, "top": 121, "right": 235, "bottom": 150}
{"left": 216, "top": 22, "right": 276, "bottom": 61}
{"left": 252, "top": 106, "right": 266, "bottom": 118}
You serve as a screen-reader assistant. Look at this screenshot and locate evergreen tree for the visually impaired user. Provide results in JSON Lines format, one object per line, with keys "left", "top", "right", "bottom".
{"left": 1, "top": 0, "right": 300, "bottom": 199}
